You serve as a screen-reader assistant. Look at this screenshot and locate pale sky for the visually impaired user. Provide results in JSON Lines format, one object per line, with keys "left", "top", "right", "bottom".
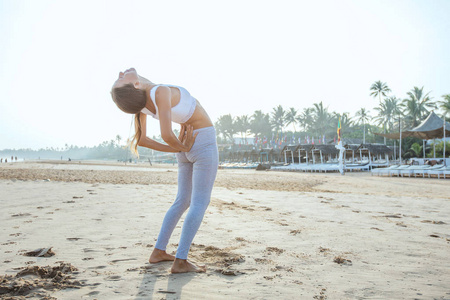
{"left": 1, "top": 0, "right": 449, "bottom": 150}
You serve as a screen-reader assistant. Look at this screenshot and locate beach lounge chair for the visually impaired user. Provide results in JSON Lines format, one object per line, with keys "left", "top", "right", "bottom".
{"left": 347, "top": 162, "right": 370, "bottom": 172}
{"left": 371, "top": 165, "right": 398, "bottom": 176}
{"left": 427, "top": 166, "right": 450, "bottom": 179}
{"left": 321, "top": 164, "right": 339, "bottom": 173}
{"left": 399, "top": 165, "right": 431, "bottom": 177}
{"left": 388, "top": 165, "right": 412, "bottom": 177}
{"left": 417, "top": 165, "right": 445, "bottom": 178}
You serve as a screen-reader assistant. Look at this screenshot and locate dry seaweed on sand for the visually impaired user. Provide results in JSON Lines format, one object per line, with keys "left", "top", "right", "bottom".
{"left": 22, "top": 247, "right": 55, "bottom": 257}
{"left": 0, "top": 262, "right": 82, "bottom": 298}
{"left": 333, "top": 256, "right": 352, "bottom": 265}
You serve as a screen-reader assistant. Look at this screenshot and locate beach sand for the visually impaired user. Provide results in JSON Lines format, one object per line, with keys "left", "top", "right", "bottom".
{"left": 0, "top": 161, "right": 449, "bottom": 299}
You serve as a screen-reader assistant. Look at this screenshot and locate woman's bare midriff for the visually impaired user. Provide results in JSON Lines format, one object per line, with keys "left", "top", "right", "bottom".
{"left": 183, "top": 100, "right": 213, "bottom": 130}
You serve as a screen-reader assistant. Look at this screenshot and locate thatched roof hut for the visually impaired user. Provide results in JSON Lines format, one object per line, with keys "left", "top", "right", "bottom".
{"left": 312, "top": 144, "right": 339, "bottom": 155}
{"left": 260, "top": 148, "right": 282, "bottom": 163}
{"left": 344, "top": 144, "right": 361, "bottom": 162}
{"left": 356, "top": 143, "right": 393, "bottom": 165}
{"left": 281, "top": 145, "right": 300, "bottom": 153}
{"left": 358, "top": 144, "right": 393, "bottom": 155}
{"left": 309, "top": 144, "right": 340, "bottom": 164}
{"left": 281, "top": 144, "right": 302, "bottom": 163}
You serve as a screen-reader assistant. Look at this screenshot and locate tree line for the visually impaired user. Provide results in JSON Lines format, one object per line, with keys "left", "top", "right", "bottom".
{"left": 0, "top": 135, "right": 175, "bottom": 162}
{"left": 214, "top": 82, "right": 450, "bottom": 150}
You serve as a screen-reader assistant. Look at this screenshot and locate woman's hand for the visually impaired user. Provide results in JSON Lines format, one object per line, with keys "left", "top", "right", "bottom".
{"left": 178, "top": 124, "right": 187, "bottom": 142}
{"left": 180, "top": 124, "right": 198, "bottom": 151}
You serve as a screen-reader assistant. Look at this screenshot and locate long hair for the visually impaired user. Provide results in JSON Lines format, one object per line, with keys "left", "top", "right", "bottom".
{"left": 111, "top": 83, "right": 147, "bottom": 156}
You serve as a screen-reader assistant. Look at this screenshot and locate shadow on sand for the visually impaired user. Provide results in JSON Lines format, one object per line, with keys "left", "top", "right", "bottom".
{"left": 135, "top": 262, "right": 197, "bottom": 299}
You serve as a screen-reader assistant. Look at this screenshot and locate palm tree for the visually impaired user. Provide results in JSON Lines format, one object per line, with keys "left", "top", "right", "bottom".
{"left": 234, "top": 116, "right": 244, "bottom": 141}
{"left": 355, "top": 108, "right": 370, "bottom": 144}
{"left": 402, "top": 86, "right": 436, "bottom": 127}
{"left": 297, "top": 107, "right": 314, "bottom": 132}
{"left": 311, "top": 102, "right": 331, "bottom": 136}
{"left": 270, "top": 105, "right": 286, "bottom": 134}
{"left": 215, "top": 114, "right": 235, "bottom": 143}
{"left": 409, "top": 143, "right": 423, "bottom": 158}
{"left": 285, "top": 107, "right": 298, "bottom": 133}
{"left": 332, "top": 112, "right": 353, "bottom": 138}
{"left": 439, "top": 94, "right": 450, "bottom": 117}
{"left": 116, "top": 135, "right": 122, "bottom": 146}
{"left": 234, "top": 115, "right": 251, "bottom": 143}
{"left": 370, "top": 81, "right": 391, "bottom": 104}
{"left": 250, "top": 110, "right": 272, "bottom": 140}
{"left": 374, "top": 96, "right": 401, "bottom": 144}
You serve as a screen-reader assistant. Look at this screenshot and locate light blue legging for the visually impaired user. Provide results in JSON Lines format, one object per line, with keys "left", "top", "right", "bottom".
{"left": 154, "top": 126, "right": 218, "bottom": 259}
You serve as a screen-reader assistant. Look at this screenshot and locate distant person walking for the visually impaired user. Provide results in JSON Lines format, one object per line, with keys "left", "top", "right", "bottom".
{"left": 111, "top": 68, "right": 218, "bottom": 273}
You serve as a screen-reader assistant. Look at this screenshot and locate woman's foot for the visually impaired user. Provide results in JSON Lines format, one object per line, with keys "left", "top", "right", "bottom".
{"left": 171, "top": 258, "right": 206, "bottom": 273}
{"left": 149, "top": 248, "right": 175, "bottom": 263}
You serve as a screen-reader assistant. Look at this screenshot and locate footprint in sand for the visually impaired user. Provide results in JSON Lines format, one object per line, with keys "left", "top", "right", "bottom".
{"left": 87, "top": 291, "right": 100, "bottom": 296}
{"left": 270, "top": 265, "right": 294, "bottom": 272}
{"left": 254, "top": 258, "right": 274, "bottom": 264}
{"left": 105, "top": 275, "right": 121, "bottom": 281}
{"left": 67, "top": 238, "right": 82, "bottom": 241}
{"left": 421, "top": 220, "right": 446, "bottom": 225}
{"left": 370, "top": 227, "right": 384, "bottom": 231}
{"left": 88, "top": 265, "right": 107, "bottom": 270}
{"left": 109, "top": 258, "right": 137, "bottom": 264}
{"left": 11, "top": 213, "right": 31, "bottom": 217}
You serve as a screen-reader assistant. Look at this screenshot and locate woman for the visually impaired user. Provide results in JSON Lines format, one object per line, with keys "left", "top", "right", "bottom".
{"left": 111, "top": 68, "right": 218, "bottom": 273}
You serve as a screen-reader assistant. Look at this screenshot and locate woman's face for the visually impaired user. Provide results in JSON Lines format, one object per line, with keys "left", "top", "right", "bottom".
{"left": 113, "top": 68, "right": 139, "bottom": 89}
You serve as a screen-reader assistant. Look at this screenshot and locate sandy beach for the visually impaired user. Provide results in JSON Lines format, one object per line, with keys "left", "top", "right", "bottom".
{"left": 0, "top": 161, "right": 449, "bottom": 299}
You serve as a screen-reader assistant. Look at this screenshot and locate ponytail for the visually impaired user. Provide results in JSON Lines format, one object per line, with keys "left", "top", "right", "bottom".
{"left": 130, "top": 113, "right": 142, "bottom": 157}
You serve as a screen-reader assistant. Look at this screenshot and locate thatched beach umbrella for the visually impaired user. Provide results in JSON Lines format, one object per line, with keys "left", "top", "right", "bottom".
{"left": 375, "top": 111, "right": 450, "bottom": 162}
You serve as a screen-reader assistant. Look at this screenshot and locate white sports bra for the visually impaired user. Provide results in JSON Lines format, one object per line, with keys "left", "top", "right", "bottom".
{"left": 141, "top": 84, "right": 196, "bottom": 124}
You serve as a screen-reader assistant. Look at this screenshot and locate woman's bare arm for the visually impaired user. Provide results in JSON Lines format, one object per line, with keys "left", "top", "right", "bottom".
{"left": 155, "top": 86, "right": 197, "bottom": 152}
{"left": 137, "top": 112, "right": 180, "bottom": 153}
